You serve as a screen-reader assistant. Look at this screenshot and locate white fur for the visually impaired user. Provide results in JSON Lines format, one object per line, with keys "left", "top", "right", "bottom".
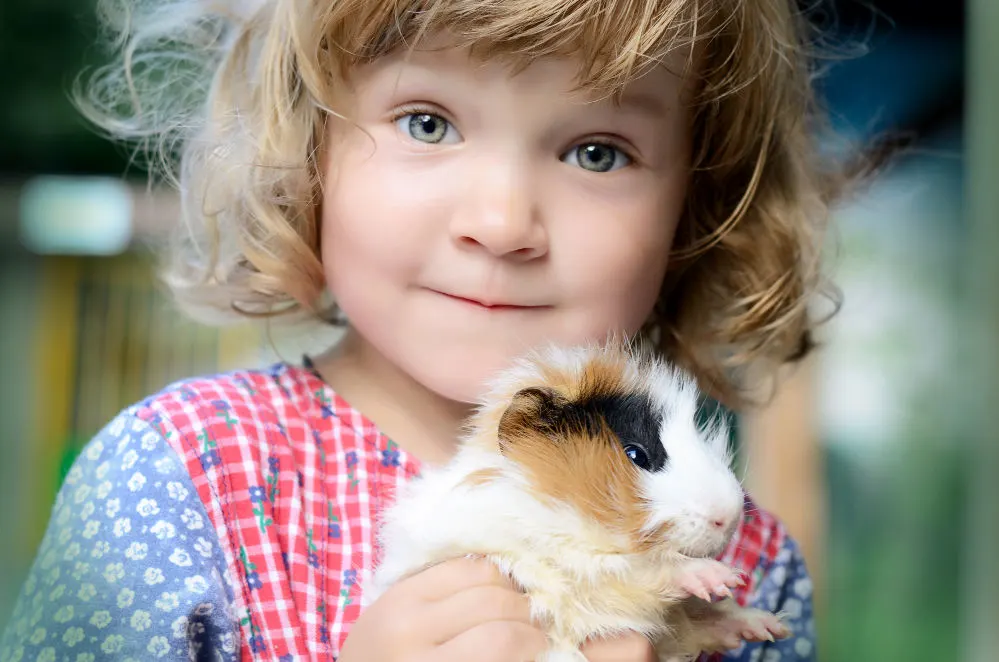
{"left": 366, "top": 342, "right": 746, "bottom": 658}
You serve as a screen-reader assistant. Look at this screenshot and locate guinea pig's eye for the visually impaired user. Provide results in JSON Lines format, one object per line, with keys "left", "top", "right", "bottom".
{"left": 623, "top": 444, "right": 650, "bottom": 469}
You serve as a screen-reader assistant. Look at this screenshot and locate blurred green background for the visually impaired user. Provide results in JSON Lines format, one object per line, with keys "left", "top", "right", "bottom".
{"left": 0, "top": 2, "right": 995, "bottom": 661}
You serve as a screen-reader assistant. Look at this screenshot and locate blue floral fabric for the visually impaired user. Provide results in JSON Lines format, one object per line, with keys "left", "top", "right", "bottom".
{"left": 0, "top": 412, "right": 239, "bottom": 661}
{"left": 723, "top": 536, "right": 816, "bottom": 661}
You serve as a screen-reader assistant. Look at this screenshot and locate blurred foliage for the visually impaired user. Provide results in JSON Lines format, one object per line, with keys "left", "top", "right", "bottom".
{"left": 0, "top": 0, "right": 134, "bottom": 176}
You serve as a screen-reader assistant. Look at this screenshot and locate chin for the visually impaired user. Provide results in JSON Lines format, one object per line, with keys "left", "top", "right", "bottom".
{"left": 401, "top": 344, "right": 524, "bottom": 405}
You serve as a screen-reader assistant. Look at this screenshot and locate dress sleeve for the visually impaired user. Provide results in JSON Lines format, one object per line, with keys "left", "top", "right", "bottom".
{"left": 0, "top": 412, "right": 240, "bottom": 662}
{"left": 722, "top": 534, "right": 817, "bottom": 662}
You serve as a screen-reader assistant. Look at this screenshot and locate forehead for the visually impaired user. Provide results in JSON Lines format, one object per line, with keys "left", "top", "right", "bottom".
{"left": 333, "top": 0, "right": 702, "bottom": 96}
{"left": 349, "top": 33, "right": 692, "bottom": 116}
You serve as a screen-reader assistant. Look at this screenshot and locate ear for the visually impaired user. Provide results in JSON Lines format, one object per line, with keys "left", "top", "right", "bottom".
{"left": 497, "top": 386, "right": 567, "bottom": 451}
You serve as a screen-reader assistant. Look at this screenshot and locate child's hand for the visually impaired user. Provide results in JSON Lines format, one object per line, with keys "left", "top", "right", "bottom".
{"left": 581, "top": 632, "right": 657, "bottom": 662}
{"left": 339, "top": 556, "right": 547, "bottom": 662}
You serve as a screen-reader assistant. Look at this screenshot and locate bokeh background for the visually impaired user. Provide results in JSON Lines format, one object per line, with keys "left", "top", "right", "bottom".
{"left": 1, "top": 1, "right": 996, "bottom": 660}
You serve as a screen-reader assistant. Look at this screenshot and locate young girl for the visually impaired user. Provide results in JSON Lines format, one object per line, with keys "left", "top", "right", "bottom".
{"left": 2, "top": 0, "right": 845, "bottom": 660}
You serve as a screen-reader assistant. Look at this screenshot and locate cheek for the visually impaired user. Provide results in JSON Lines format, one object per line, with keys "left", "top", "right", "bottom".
{"left": 559, "top": 190, "right": 680, "bottom": 329}
{"left": 320, "top": 133, "right": 435, "bottom": 289}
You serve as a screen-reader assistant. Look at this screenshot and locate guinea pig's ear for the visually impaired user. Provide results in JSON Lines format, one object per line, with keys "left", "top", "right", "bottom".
{"left": 497, "top": 386, "right": 567, "bottom": 451}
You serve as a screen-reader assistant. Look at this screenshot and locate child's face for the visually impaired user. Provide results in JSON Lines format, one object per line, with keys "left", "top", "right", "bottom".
{"left": 320, "top": 35, "right": 691, "bottom": 404}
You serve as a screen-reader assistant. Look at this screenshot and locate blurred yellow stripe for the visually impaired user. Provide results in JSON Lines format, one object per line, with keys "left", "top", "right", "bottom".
{"left": 30, "top": 257, "right": 80, "bottom": 551}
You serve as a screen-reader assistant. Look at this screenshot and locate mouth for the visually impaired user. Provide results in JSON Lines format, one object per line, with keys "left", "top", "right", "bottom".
{"left": 432, "top": 290, "right": 549, "bottom": 312}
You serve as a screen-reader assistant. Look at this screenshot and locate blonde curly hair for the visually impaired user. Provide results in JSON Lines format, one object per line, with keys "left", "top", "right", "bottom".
{"left": 75, "top": 0, "right": 853, "bottom": 408}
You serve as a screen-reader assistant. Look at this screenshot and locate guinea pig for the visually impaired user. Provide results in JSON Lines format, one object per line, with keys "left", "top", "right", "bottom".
{"left": 365, "top": 341, "right": 790, "bottom": 661}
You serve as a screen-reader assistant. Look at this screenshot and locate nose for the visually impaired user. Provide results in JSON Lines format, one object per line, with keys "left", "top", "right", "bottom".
{"left": 449, "top": 158, "right": 548, "bottom": 260}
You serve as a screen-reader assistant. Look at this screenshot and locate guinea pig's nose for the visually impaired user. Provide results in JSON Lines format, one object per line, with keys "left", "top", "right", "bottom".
{"left": 710, "top": 518, "right": 727, "bottom": 529}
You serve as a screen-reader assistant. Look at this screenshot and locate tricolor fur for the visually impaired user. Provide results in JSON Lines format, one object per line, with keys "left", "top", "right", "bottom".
{"left": 366, "top": 341, "right": 771, "bottom": 660}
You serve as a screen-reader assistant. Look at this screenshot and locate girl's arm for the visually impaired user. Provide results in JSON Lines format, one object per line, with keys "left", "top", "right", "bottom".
{"left": 0, "top": 412, "right": 239, "bottom": 661}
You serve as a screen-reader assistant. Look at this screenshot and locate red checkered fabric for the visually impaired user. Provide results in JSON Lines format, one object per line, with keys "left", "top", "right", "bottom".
{"left": 134, "top": 363, "right": 787, "bottom": 661}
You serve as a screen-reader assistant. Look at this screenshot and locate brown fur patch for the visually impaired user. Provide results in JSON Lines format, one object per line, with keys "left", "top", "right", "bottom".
{"left": 496, "top": 364, "right": 667, "bottom": 550}
{"left": 460, "top": 467, "right": 502, "bottom": 488}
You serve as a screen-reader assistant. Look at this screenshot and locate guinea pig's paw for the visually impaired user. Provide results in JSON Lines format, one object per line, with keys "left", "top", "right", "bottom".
{"left": 696, "top": 602, "right": 791, "bottom": 649}
{"left": 729, "top": 606, "right": 791, "bottom": 643}
{"left": 674, "top": 558, "right": 745, "bottom": 602}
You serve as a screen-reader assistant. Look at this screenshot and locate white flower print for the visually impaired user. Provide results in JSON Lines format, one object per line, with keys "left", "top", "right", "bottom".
{"left": 65, "top": 465, "right": 82, "bottom": 485}
{"left": 55, "top": 505, "right": 71, "bottom": 527}
{"left": 95, "top": 461, "right": 110, "bottom": 480}
{"left": 82, "top": 520, "right": 100, "bottom": 539}
{"left": 127, "top": 471, "right": 147, "bottom": 492}
{"left": 103, "top": 563, "right": 125, "bottom": 583}
{"left": 91, "top": 541, "right": 110, "bottom": 559}
{"left": 63, "top": 542, "right": 81, "bottom": 561}
{"left": 101, "top": 634, "right": 125, "bottom": 654}
{"left": 53, "top": 605, "right": 73, "bottom": 623}
{"left": 117, "top": 587, "right": 135, "bottom": 609}
{"left": 171, "top": 615, "right": 189, "bottom": 639}
{"left": 153, "top": 457, "right": 175, "bottom": 474}
{"left": 56, "top": 527, "right": 72, "bottom": 546}
{"left": 85, "top": 439, "right": 105, "bottom": 460}
{"left": 795, "top": 637, "right": 813, "bottom": 657}
{"left": 48, "top": 585, "right": 66, "bottom": 601}
{"left": 137, "top": 498, "right": 160, "bottom": 517}
{"left": 169, "top": 548, "right": 193, "bottom": 568}
{"left": 76, "top": 653, "right": 95, "bottom": 662}
{"left": 763, "top": 650, "right": 782, "bottom": 662}
{"left": 166, "top": 481, "right": 189, "bottom": 501}
{"left": 90, "top": 609, "right": 111, "bottom": 630}
{"left": 43, "top": 565, "right": 61, "bottom": 586}
{"left": 121, "top": 449, "right": 139, "bottom": 470}
{"left": 141, "top": 431, "right": 160, "bottom": 450}
{"left": 79, "top": 501, "right": 95, "bottom": 520}
{"left": 125, "top": 541, "right": 149, "bottom": 561}
{"left": 96, "top": 478, "right": 113, "bottom": 497}
{"left": 77, "top": 583, "right": 96, "bottom": 602}
{"left": 155, "top": 592, "right": 180, "bottom": 611}
{"left": 29, "top": 627, "right": 46, "bottom": 645}
{"left": 144, "top": 567, "right": 166, "bottom": 586}
{"left": 181, "top": 508, "right": 204, "bottom": 530}
{"left": 113, "top": 517, "right": 132, "bottom": 537}
{"left": 184, "top": 575, "right": 208, "bottom": 594}
{"left": 193, "top": 537, "right": 213, "bottom": 558}
{"left": 782, "top": 596, "right": 803, "bottom": 620}
{"left": 147, "top": 635, "right": 171, "bottom": 657}
{"left": 150, "top": 520, "right": 176, "bottom": 540}
{"left": 131, "top": 610, "right": 152, "bottom": 631}
{"left": 72, "top": 484, "right": 91, "bottom": 504}
{"left": 62, "top": 627, "right": 85, "bottom": 647}
{"left": 71, "top": 561, "right": 89, "bottom": 581}
{"left": 221, "top": 632, "right": 235, "bottom": 653}
{"left": 769, "top": 564, "right": 786, "bottom": 589}
{"left": 39, "top": 548, "right": 57, "bottom": 571}
{"left": 36, "top": 647, "right": 55, "bottom": 662}
{"left": 793, "top": 576, "right": 813, "bottom": 599}
{"left": 105, "top": 498, "right": 121, "bottom": 519}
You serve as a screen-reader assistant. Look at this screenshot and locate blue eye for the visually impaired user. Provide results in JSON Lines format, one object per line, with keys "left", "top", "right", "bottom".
{"left": 563, "top": 143, "right": 630, "bottom": 172}
{"left": 396, "top": 112, "right": 458, "bottom": 144}
{"left": 623, "top": 444, "right": 650, "bottom": 469}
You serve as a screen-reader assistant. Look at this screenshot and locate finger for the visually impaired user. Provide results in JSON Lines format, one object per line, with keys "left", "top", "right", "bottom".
{"left": 581, "top": 631, "right": 655, "bottom": 661}
{"left": 404, "top": 556, "right": 512, "bottom": 601}
{"left": 424, "top": 584, "right": 534, "bottom": 645}
{"left": 423, "top": 620, "right": 548, "bottom": 662}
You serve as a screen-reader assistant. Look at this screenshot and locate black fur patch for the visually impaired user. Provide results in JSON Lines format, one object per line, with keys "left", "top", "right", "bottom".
{"left": 582, "top": 392, "right": 667, "bottom": 471}
{"left": 503, "top": 387, "right": 667, "bottom": 472}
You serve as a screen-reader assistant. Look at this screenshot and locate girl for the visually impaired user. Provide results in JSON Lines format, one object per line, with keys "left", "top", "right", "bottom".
{"left": 2, "top": 0, "right": 847, "bottom": 660}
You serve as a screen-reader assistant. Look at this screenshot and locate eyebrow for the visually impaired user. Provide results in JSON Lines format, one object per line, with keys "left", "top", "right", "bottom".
{"left": 614, "top": 92, "right": 671, "bottom": 118}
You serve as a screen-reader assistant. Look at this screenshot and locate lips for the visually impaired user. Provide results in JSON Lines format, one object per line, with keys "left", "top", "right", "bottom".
{"left": 431, "top": 290, "right": 547, "bottom": 311}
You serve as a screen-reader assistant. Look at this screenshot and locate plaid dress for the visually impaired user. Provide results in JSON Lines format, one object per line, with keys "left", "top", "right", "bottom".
{"left": 1, "top": 363, "right": 816, "bottom": 662}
